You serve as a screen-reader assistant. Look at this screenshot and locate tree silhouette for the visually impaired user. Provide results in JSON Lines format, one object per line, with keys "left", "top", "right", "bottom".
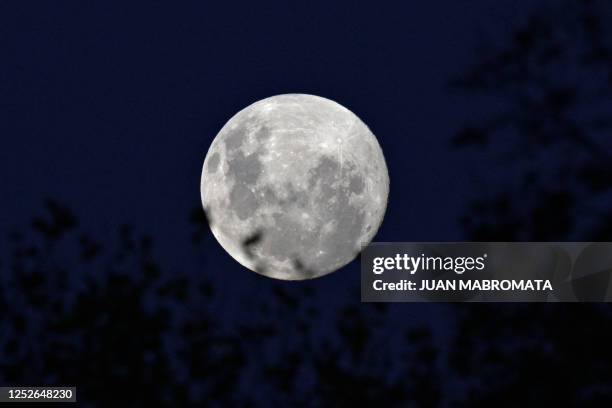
{"left": 0, "top": 201, "right": 444, "bottom": 406}
{"left": 451, "top": 0, "right": 612, "bottom": 241}
{"left": 448, "top": 1, "right": 612, "bottom": 405}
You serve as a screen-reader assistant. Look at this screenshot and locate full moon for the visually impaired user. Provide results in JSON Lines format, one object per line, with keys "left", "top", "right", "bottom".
{"left": 201, "top": 94, "right": 389, "bottom": 280}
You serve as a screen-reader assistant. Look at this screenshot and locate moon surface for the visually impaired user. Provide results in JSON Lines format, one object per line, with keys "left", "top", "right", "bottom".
{"left": 201, "top": 94, "right": 389, "bottom": 280}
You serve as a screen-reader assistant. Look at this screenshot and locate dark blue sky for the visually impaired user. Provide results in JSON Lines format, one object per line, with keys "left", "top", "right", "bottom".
{"left": 1, "top": 1, "right": 537, "bottom": 279}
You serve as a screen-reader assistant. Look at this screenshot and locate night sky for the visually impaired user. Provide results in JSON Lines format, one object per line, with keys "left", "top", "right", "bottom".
{"left": 0, "top": 1, "right": 545, "bottom": 339}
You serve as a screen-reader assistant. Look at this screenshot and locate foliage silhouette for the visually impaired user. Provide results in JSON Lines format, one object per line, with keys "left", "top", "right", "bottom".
{"left": 451, "top": 0, "right": 612, "bottom": 241}
{"left": 0, "top": 201, "right": 443, "bottom": 406}
{"left": 449, "top": 1, "right": 612, "bottom": 405}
